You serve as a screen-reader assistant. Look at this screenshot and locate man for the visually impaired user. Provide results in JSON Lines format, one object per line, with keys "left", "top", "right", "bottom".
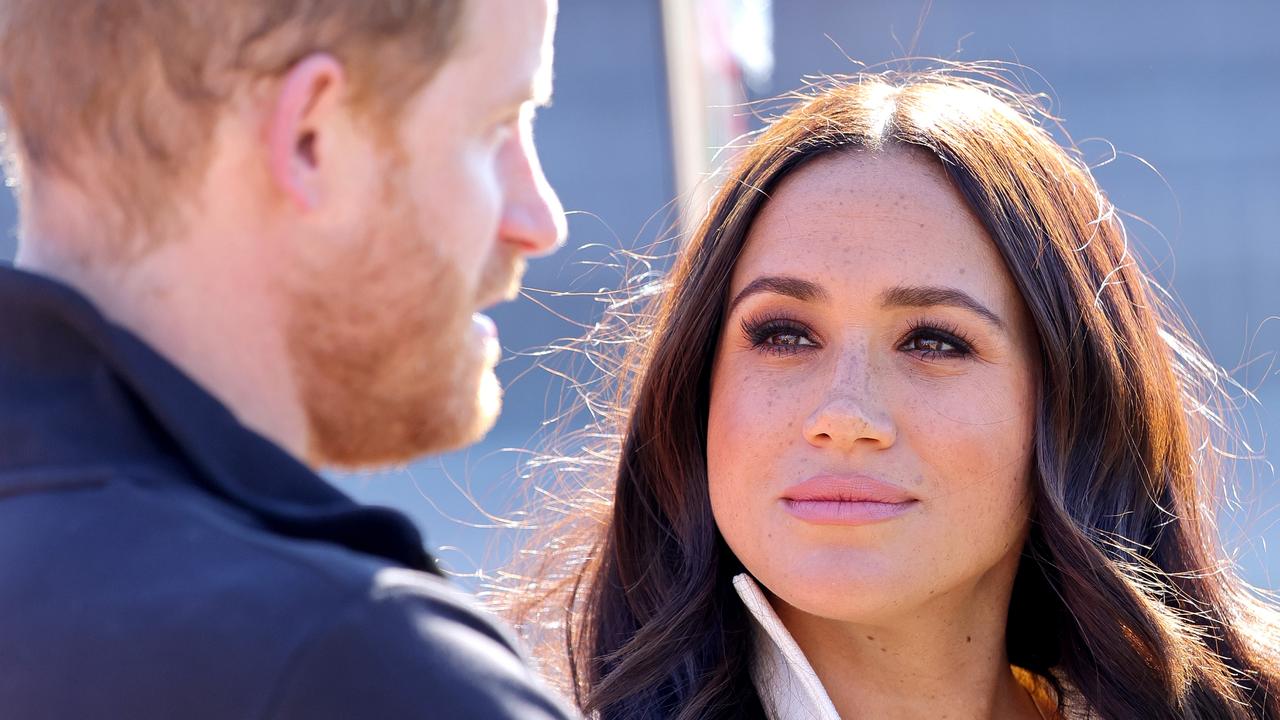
{"left": 0, "top": 1, "right": 575, "bottom": 717}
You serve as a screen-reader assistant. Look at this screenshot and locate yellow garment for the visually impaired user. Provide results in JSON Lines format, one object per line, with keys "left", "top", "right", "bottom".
{"left": 1011, "top": 665, "right": 1061, "bottom": 719}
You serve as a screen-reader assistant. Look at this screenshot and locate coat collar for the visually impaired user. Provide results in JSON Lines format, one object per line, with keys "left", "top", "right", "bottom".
{"left": 732, "top": 573, "right": 1069, "bottom": 720}
{"left": 733, "top": 573, "right": 842, "bottom": 720}
{"left": 0, "top": 264, "right": 439, "bottom": 575}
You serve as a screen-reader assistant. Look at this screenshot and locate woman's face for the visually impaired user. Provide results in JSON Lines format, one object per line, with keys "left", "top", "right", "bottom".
{"left": 707, "top": 148, "right": 1040, "bottom": 624}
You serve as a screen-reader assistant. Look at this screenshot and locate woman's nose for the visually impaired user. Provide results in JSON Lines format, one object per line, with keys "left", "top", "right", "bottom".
{"left": 802, "top": 358, "right": 896, "bottom": 451}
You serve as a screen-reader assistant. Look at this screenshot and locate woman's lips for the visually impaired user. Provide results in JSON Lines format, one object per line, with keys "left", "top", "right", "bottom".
{"left": 781, "top": 475, "right": 919, "bottom": 525}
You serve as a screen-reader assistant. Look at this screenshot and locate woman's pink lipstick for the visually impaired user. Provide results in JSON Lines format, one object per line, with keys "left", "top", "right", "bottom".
{"left": 781, "top": 475, "right": 918, "bottom": 525}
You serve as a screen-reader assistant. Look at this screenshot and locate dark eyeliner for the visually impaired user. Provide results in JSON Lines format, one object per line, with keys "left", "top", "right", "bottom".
{"left": 901, "top": 319, "right": 976, "bottom": 360}
{"left": 740, "top": 311, "right": 819, "bottom": 355}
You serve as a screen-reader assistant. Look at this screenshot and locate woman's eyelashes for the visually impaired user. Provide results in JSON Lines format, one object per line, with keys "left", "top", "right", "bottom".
{"left": 741, "top": 313, "right": 819, "bottom": 356}
{"left": 898, "top": 320, "right": 976, "bottom": 360}
{"left": 740, "top": 311, "right": 977, "bottom": 361}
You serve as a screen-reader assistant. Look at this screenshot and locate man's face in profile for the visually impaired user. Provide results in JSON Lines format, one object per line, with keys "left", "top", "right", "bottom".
{"left": 285, "top": 0, "right": 565, "bottom": 467}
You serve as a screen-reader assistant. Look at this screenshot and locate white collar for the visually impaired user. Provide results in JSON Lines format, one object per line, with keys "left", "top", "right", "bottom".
{"left": 732, "top": 573, "right": 842, "bottom": 720}
{"left": 732, "top": 574, "right": 1073, "bottom": 720}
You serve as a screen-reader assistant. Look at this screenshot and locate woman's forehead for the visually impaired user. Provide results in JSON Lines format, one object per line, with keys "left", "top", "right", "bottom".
{"left": 734, "top": 149, "right": 1006, "bottom": 290}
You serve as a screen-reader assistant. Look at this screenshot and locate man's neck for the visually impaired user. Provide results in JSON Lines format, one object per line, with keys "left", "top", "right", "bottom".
{"left": 18, "top": 222, "right": 312, "bottom": 464}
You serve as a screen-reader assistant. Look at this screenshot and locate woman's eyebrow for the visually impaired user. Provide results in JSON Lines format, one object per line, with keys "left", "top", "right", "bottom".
{"left": 880, "top": 284, "right": 1007, "bottom": 331}
{"left": 728, "top": 275, "right": 828, "bottom": 315}
{"left": 727, "top": 278, "right": 1006, "bottom": 331}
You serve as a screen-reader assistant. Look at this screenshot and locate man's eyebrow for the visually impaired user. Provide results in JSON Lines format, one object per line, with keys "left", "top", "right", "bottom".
{"left": 880, "top": 285, "right": 1007, "bottom": 330}
{"left": 727, "top": 275, "right": 829, "bottom": 315}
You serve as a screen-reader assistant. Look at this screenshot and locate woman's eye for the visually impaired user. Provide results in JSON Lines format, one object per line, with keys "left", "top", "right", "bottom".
{"left": 900, "top": 329, "right": 972, "bottom": 359}
{"left": 763, "top": 331, "right": 814, "bottom": 349}
{"left": 744, "top": 319, "right": 819, "bottom": 356}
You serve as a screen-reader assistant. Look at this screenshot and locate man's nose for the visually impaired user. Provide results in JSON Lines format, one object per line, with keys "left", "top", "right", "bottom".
{"left": 497, "top": 125, "right": 567, "bottom": 257}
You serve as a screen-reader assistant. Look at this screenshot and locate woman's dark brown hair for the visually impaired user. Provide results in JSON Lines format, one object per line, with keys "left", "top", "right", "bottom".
{"left": 502, "top": 68, "right": 1280, "bottom": 719}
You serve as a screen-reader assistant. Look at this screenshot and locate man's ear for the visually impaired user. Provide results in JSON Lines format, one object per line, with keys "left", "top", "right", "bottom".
{"left": 266, "top": 54, "right": 346, "bottom": 211}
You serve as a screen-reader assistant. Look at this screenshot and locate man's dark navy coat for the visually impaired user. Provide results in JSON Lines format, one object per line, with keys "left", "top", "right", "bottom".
{"left": 0, "top": 265, "right": 573, "bottom": 719}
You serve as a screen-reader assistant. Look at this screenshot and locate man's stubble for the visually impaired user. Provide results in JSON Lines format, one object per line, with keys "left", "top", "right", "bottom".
{"left": 285, "top": 178, "right": 514, "bottom": 468}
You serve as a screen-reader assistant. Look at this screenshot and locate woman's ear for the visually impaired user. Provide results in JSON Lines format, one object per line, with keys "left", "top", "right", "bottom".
{"left": 265, "top": 53, "right": 346, "bottom": 212}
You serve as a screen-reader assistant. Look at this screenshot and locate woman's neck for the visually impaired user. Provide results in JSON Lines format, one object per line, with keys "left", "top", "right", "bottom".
{"left": 771, "top": 570, "right": 1045, "bottom": 719}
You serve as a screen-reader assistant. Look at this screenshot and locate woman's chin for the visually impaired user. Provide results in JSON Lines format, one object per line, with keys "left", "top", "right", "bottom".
{"left": 754, "top": 554, "right": 927, "bottom": 625}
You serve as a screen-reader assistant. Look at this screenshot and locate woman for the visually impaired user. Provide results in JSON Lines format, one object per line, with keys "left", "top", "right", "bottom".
{"left": 506, "top": 69, "right": 1280, "bottom": 719}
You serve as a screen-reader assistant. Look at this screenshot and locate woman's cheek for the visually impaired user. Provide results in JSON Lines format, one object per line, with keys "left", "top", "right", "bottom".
{"left": 708, "top": 363, "right": 794, "bottom": 517}
{"left": 904, "top": 371, "right": 1035, "bottom": 520}
{"left": 713, "top": 362, "right": 789, "bottom": 447}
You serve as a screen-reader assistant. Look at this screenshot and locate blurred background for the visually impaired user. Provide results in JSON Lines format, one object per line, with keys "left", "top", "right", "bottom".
{"left": 4, "top": 0, "right": 1277, "bottom": 589}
